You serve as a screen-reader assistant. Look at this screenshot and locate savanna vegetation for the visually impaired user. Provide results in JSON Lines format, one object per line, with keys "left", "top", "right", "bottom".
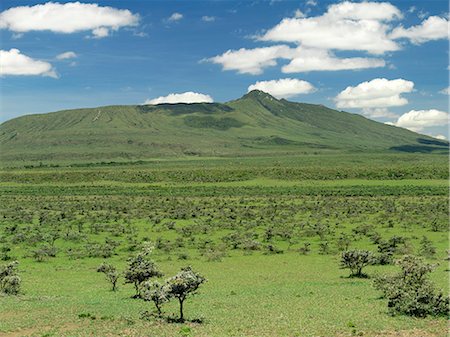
{"left": 0, "top": 153, "right": 448, "bottom": 336}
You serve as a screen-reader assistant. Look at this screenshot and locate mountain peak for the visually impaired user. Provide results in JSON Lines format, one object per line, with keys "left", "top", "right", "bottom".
{"left": 242, "top": 90, "right": 279, "bottom": 101}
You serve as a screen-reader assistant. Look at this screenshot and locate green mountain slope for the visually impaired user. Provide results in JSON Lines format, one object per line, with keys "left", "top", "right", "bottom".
{"left": 0, "top": 90, "right": 448, "bottom": 164}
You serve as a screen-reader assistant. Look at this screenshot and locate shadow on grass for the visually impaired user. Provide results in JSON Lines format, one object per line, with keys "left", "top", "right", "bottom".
{"left": 140, "top": 311, "right": 205, "bottom": 324}
{"left": 340, "top": 273, "right": 370, "bottom": 279}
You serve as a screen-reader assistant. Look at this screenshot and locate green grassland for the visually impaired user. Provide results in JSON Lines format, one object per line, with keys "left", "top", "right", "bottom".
{"left": 0, "top": 154, "right": 448, "bottom": 337}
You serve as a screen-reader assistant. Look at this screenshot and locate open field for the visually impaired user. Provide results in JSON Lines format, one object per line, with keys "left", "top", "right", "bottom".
{"left": 0, "top": 154, "right": 448, "bottom": 337}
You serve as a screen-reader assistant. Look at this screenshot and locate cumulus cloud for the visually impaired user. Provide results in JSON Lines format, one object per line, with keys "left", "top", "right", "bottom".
{"left": 335, "top": 78, "right": 414, "bottom": 109}
{"left": 282, "top": 47, "right": 385, "bottom": 73}
{"left": 361, "top": 108, "right": 398, "bottom": 118}
{"left": 144, "top": 92, "right": 213, "bottom": 105}
{"left": 439, "top": 87, "right": 450, "bottom": 95}
{"left": 167, "top": 12, "right": 183, "bottom": 22}
{"left": 0, "top": 2, "right": 139, "bottom": 38}
{"left": 208, "top": 45, "right": 385, "bottom": 74}
{"left": 391, "top": 109, "right": 449, "bottom": 132}
{"left": 56, "top": 51, "right": 77, "bottom": 60}
{"left": 202, "top": 16, "right": 215, "bottom": 22}
{"left": 248, "top": 78, "right": 316, "bottom": 99}
{"left": 207, "top": 45, "right": 293, "bottom": 75}
{"left": 259, "top": 1, "right": 402, "bottom": 54}
{"left": 390, "top": 16, "right": 449, "bottom": 44}
{"left": 0, "top": 48, "right": 57, "bottom": 78}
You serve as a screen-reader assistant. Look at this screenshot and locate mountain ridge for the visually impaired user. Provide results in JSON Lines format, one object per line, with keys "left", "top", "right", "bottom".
{"left": 0, "top": 90, "right": 448, "bottom": 165}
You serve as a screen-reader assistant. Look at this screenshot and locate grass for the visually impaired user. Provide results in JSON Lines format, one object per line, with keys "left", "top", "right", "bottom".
{"left": 0, "top": 155, "right": 448, "bottom": 337}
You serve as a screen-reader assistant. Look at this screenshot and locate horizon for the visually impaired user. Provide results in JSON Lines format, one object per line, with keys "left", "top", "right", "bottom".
{"left": 0, "top": 0, "right": 449, "bottom": 140}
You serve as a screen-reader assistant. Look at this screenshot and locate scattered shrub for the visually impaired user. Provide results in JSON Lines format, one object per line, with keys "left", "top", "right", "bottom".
{"left": 419, "top": 236, "right": 436, "bottom": 259}
{"left": 340, "top": 250, "right": 374, "bottom": 277}
{"left": 97, "top": 262, "right": 119, "bottom": 291}
{"left": 374, "top": 255, "right": 449, "bottom": 317}
{"left": 124, "top": 244, "right": 163, "bottom": 297}
{"left": 0, "top": 261, "right": 21, "bottom": 295}
{"left": 165, "top": 266, "right": 206, "bottom": 322}
{"left": 140, "top": 280, "right": 169, "bottom": 317}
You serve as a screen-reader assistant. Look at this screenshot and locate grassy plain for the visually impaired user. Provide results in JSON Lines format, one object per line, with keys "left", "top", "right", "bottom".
{"left": 0, "top": 153, "right": 448, "bottom": 337}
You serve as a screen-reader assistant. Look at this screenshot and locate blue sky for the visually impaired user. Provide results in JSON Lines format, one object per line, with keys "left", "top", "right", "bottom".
{"left": 0, "top": 0, "right": 448, "bottom": 138}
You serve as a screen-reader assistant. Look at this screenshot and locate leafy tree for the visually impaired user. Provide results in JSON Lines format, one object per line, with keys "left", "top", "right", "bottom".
{"left": 140, "top": 280, "right": 169, "bottom": 317}
{"left": 97, "top": 262, "right": 119, "bottom": 291}
{"left": 374, "top": 255, "right": 449, "bottom": 317}
{"left": 0, "top": 261, "right": 21, "bottom": 295}
{"left": 124, "top": 244, "right": 163, "bottom": 297}
{"left": 340, "top": 250, "right": 374, "bottom": 277}
{"left": 0, "top": 246, "right": 12, "bottom": 261}
{"left": 419, "top": 236, "right": 436, "bottom": 259}
{"left": 165, "top": 266, "right": 206, "bottom": 322}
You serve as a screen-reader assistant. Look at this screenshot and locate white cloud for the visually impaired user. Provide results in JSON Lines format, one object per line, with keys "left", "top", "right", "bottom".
{"left": 167, "top": 12, "right": 183, "bottom": 22}
{"left": 282, "top": 47, "right": 385, "bottom": 73}
{"left": 306, "top": 0, "right": 317, "bottom": 6}
{"left": 434, "top": 134, "right": 447, "bottom": 140}
{"left": 0, "top": 2, "right": 139, "bottom": 38}
{"left": 0, "top": 48, "right": 57, "bottom": 78}
{"left": 362, "top": 108, "right": 398, "bottom": 118}
{"left": 390, "top": 16, "right": 449, "bottom": 44}
{"left": 335, "top": 78, "right": 414, "bottom": 109}
{"left": 202, "top": 16, "right": 215, "bottom": 22}
{"left": 294, "top": 10, "right": 305, "bottom": 18}
{"left": 208, "top": 44, "right": 385, "bottom": 74}
{"left": 207, "top": 45, "right": 293, "bottom": 75}
{"left": 144, "top": 92, "right": 213, "bottom": 105}
{"left": 439, "top": 87, "right": 450, "bottom": 95}
{"left": 56, "top": 51, "right": 77, "bottom": 60}
{"left": 391, "top": 109, "right": 448, "bottom": 132}
{"left": 248, "top": 78, "right": 316, "bottom": 99}
{"left": 92, "top": 27, "right": 109, "bottom": 38}
{"left": 259, "top": 1, "right": 402, "bottom": 54}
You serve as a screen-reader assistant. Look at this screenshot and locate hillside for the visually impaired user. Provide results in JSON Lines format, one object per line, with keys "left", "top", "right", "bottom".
{"left": 0, "top": 90, "right": 448, "bottom": 165}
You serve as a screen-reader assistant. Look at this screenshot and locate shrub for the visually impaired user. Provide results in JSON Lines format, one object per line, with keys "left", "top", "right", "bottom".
{"left": 298, "top": 242, "right": 311, "bottom": 255}
{"left": 0, "top": 261, "right": 21, "bottom": 295}
{"left": 374, "top": 255, "right": 449, "bottom": 317}
{"left": 97, "top": 262, "right": 119, "bottom": 291}
{"left": 165, "top": 266, "right": 206, "bottom": 322}
{"left": 419, "top": 236, "right": 436, "bottom": 259}
{"left": 124, "top": 244, "right": 163, "bottom": 297}
{"left": 0, "top": 246, "right": 12, "bottom": 261}
{"left": 340, "top": 250, "right": 374, "bottom": 277}
{"left": 140, "top": 280, "right": 169, "bottom": 317}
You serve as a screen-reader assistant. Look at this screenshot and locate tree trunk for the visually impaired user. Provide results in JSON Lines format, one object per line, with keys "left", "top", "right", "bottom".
{"left": 179, "top": 298, "right": 184, "bottom": 322}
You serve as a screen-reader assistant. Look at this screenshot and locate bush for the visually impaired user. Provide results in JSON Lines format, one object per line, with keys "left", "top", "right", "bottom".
{"left": 124, "top": 244, "right": 163, "bottom": 297}
{"left": 374, "top": 255, "right": 449, "bottom": 317}
{"left": 0, "top": 261, "right": 21, "bottom": 295}
{"left": 97, "top": 262, "right": 119, "bottom": 291}
{"left": 165, "top": 266, "right": 206, "bottom": 322}
{"left": 140, "top": 280, "right": 169, "bottom": 317}
{"left": 419, "top": 236, "right": 436, "bottom": 259}
{"left": 340, "top": 250, "right": 374, "bottom": 277}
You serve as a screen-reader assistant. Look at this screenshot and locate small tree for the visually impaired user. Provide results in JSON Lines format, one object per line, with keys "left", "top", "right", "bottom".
{"left": 165, "top": 266, "right": 206, "bottom": 322}
{"left": 374, "top": 255, "right": 449, "bottom": 317}
{"left": 124, "top": 244, "right": 163, "bottom": 297}
{"left": 0, "top": 261, "right": 21, "bottom": 295}
{"left": 340, "top": 250, "right": 374, "bottom": 277}
{"left": 97, "top": 262, "right": 119, "bottom": 291}
{"left": 140, "top": 280, "right": 169, "bottom": 317}
{"left": 0, "top": 246, "right": 12, "bottom": 261}
{"left": 419, "top": 236, "right": 436, "bottom": 259}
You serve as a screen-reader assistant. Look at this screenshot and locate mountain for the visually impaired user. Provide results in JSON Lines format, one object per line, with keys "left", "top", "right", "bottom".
{"left": 0, "top": 90, "right": 448, "bottom": 164}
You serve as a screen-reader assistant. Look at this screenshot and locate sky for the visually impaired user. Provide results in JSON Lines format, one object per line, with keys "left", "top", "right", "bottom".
{"left": 0, "top": 0, "right": 449, "bottom": 139}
